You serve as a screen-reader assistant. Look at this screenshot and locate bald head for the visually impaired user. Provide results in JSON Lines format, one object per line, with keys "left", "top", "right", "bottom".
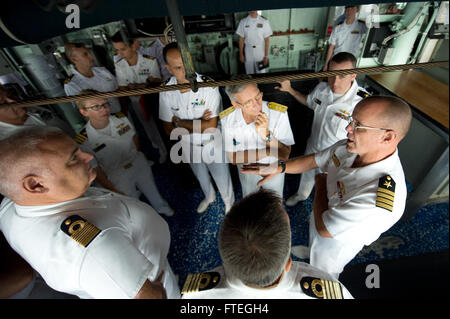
{"left": 356, "top": 96, "right": 412, "bottom": 140}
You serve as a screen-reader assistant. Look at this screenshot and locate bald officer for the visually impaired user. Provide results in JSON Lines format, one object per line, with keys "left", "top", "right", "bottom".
{"left": 236, "top": 11, "right": 273, "bottom": 74}
{"left": 241, "top": 96, "right": 412, "bottom": 279}
{"left": 0, "top": 127, "right": 180, "bottom": 299}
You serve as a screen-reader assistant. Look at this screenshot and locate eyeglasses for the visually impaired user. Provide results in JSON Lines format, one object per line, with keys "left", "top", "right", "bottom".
{"left": 347, "top": 116, "right": 391, "bottom": 131}
{"left": 239, "top": 92, "right": 263, "bottom": 108}
{"left": 84, "top": 102, "right": 110, "bottom": 111}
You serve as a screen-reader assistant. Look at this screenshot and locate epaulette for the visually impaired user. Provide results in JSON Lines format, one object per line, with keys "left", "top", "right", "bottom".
{"left": 160, "top": 78, "right": 171, "bottom": 87}
{"left": 112, "top": 112, "right": 126, "bottom": 118}
{"left": 376, "top": 175, "right": 396, "bottom": 212}
{"left": 201, "top": 75, "right": 216, "bottom": 88}
{"left": 268, "top": 101, "right": 287, "bottom": 113}
{"left": 64, "top": 75, "right": 74, "bottom": 85}
{"left": 219, "top": 106, "right": 235, "bottom": 119}
{"left": 336, "top": 21, "right": 343, "bottom": 26}
{"left": 60, "top": 215, "right": 101, "bottom": 248}
{"left": 300, "top": 276, "right": 343, "bottom": 299}
{"left": 114, "top": 57, "right": 123, "bottom": 64}
{"left": 143, "top": 54, "right": 155, "bottom": 60}
{"left": 73, "top": 128, "right": 88, "bottom": 145}
{"left": 357, "top": 89, "right": 371, "bottom": 99}
{"left": 260, "top": 15, "right": 267, "bottom": 20}
{"left": 181, "top": 272, "right": 221, "bottom": 294}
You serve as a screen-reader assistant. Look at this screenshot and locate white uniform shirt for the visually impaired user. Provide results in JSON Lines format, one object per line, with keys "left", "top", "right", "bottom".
{"left": 236, "top": 15, "right": 272, "bottom": 60}
{"left": 0, "top": 187, "right": 179, "bottom": 299}
{"left": 83, "top": 113, "right": 137, "bottom": 174}
{"left": 159, "top": 73, "right": 222, "bottom": 162}
{"left": 182, "top": 261, "right": 353, "bottom": 299}
{"left": 115, "top": 52, "right": 161, "bottom": 87}
{"left": 329, "top": 20, "right": 367, "bottom": 58}
{"left": 305, "top": 80, "right": 365, "bottom": 153}
{"left": 64, "top": 66, "right": 121, "bottom": 113}
{"left": 141, "top": 39, "right": 171, "bottom": 81}
{"left": 0, "top": 113, "right": 46, "bottom": 140}
{"left": 220, "top": 101, "right": 295, "bottom": 164}
{"left": 311, "top": 140, "right": 407, "bottom": 274}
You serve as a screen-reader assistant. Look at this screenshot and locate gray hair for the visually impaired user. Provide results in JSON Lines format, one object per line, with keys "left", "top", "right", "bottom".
{"left": 219, "top": 189, "right": 291, "bottom": 287}
{"left": 225, "top": 78, "right": 255, "bottom": 103}
{"left": 0, "top": 126, "right": 65, "bottom": 200}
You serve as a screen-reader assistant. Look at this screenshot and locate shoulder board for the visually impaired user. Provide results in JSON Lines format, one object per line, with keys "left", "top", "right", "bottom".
{"left": 219, "top": 106, "right": 235, "bottom": 119}
{"left": 336, "top": 21, "right": 343, "bottom": 26}
{"left": 64, "top": 75, "right": 74, "bottom": 85}
{"left": 376, "top": 175, "right": 396, "bottom": 212}
{"left": 112, "top": 112, "right": 126, "bottom": 118}
{"left": 357, "top": 89, "right": 371, "bottom": 99}
{"left": 160, "top": 78, "right": 171, "bottom": 87}
{"left": 114, "top": 57, "right": 123, "bottom": 64}
{"left": 60, "top": 215, "right": 101, "bottom": 248}
{"left": 300, "top": 276, "right": 343, "bottom": 299}
{"left": 260, "top": 15, "right": 267, "bottom": 20}
{"left": 268, "top": 101, "right": 287, "bottom": 113}
{"left": 358, "top": 20, "right": 366, "bottom": 24}
{"left": 201, "top": 75, "right": 216, "bottom": 88}
{"left": 73, "top": 128, "right": 88, "bottom": 145}
{"left": 182, "top": 272, "right": 221, "bottom": 294}
{"left": 143, "top": 54, "right": 155, "bottom": 60}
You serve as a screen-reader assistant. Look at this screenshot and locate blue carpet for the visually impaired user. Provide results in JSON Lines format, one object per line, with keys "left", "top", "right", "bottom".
{"left": 145, "top": 161, "right": 449, "bottom": 285}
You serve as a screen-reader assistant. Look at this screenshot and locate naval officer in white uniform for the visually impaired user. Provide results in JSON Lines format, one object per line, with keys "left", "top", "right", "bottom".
{"left": 276, "top": 52, "right": 369, "bottom": 206}
{"left": 241, "top": 96, "right": 412, "bottom": 279}
{"left": 0, "top": 85, "right": 120, "bottom": 194}
{"left": 63, "top": 42, "right": 122, "bottom": 113}
{"left": 236, "top": 11, "right": 273, "bottom": 74}
{"left": 222, "top": 82, "right": 294, "bottom": 198}
{"left": 75, "top": 92, "right": 174, "bottom": 216}
{"left": 112, "top": 31, "right": 168, "bottom": 164}
{"left": 0, "top": 127, "right": 180, "bottom": 299}
{"left": 159, "top": 42, "right": 235, "bottom": 214}
{"left": 324, "top": 5, "right": 367, "bottom": 70}
{"left": 182, "top": 190, "right": 353, "bottom": 299}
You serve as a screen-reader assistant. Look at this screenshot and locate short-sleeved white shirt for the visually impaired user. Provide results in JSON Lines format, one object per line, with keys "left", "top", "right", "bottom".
{"left": 236, "top": 15, "right": 273, "bottom": 46}
{"left": 305, "top": 80, "right": 365, "bottom": 153}
{"left": 159, "top": 73, "right": 222, "bottom": 162}
{"left": 140, "top": 39, "right": 171, "bottom": 81}
{"left": 83, "top": 113, "right": 137, "bottom": 174}
{"left": 114, "top": 52, "right": 161, "bottom": 86}
{"left": 220, "top": 101, "right": 295, "bottom": 164}
{"left": 0, "top": 113, "right": 46, "bottom": 140}
{"left": 311, "top": 140, "right": 407, "bottom": 274}
{"left": 329, "top": 20, "right": 367, "bottom": 57}
{"left": 64, "top": 66, "right": 121, "bottom": 113}
{"left": 182, "top": 261, "right": 353, "bottom": 299}
{"left": 0, "top": 187, "right": 179, "bottom": 299}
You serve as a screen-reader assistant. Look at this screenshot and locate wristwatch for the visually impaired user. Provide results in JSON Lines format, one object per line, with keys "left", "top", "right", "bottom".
{"left": 278, "top": 160, "right": 286, "bottom": 173}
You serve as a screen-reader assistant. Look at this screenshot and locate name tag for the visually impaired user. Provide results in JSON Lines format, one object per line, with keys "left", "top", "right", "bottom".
{"left": 351, "top": 30, "right": 360, "bottom": 34}
{"left": 314, "top": 98, "right": 322, "bottom": 105}
{"left": 257, "top": 23, "right": 263, "bottom": 28}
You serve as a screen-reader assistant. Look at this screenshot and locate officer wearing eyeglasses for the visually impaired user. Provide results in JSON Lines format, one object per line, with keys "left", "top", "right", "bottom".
{"left": 75, "top": 90, "right": 174, "bottom": 217}
{"left": 222, "top": 82, "right": 294, "bottom": 198}
{"left": 241, "top": 96, "right": 412, "bottom": 279}
{"left": 275, "top": 52, "right": 369, "bottom": 207}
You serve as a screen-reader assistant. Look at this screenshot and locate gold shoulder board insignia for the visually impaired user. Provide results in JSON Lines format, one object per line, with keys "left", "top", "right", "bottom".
{"left": 160, "top": 78, "right": 170, "bottom": 87}
{"left": 376, "top": 175, "right": 396, "bottom": 212}
{"left": 60, "top": 215, "right": 101, "bottom": 248}
{"left": 143, "top": 54, "right": 155, "bottom": 60}
{"left": 73, "top": 128, "right": 88, "bottom": 145}
{"left": 201, "top": 75, "right": 215, "bottom": 88}
{"left": 332, "top": 153, "right": 340, "bottom": 167}
{"left": 113, "top": 112, "right": 125, "bottom": 118}
{"left": 268, "top": 102, "right": 287, "bottom": 113}
{"left": 182, "top": 272, "right": 221, "bottom": 294}
{"left": 357, "top": 89, "right": 371, "bottom": 99}
{"left": 219, "top": 106, "right": 235, "bottom": 119}
{"left": 300, "top": 276, "right": 343, "bottom": 299}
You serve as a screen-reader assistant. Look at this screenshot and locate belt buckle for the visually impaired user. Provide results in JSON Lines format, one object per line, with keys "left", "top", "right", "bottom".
{"left": 123, "top": 163, "right": 133, "bottom": 169}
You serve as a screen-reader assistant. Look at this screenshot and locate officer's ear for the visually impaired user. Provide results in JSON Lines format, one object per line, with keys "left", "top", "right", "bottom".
{"left": 231, "top": 100, "right": 241, "bottom": 109}
{"left": 22, "top": 175, "right": 49, "bottom": 194}
{"left": 285, "top": 256, "right": 292, "bottom": 273}
{"left": 381, "top": 129, "right": 397, "bottom": 144}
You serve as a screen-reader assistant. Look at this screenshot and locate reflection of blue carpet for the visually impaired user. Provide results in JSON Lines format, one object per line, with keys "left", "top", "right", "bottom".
{"left": 148, "top": 161, "right": 449, "bottom": 286}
